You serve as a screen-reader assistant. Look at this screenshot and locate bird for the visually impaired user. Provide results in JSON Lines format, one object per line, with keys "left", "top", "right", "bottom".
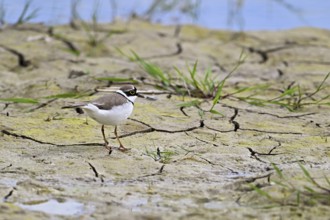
{"left": 62, "top": 84, "right": 144, "bottom": 154}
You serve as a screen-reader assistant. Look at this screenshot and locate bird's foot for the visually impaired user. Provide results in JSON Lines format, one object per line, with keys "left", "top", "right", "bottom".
{"left": 118, "top": 145, "right": 131, "bottom": 152}
{"left": 104, "top": 143, "right": 113, "bottom": 155}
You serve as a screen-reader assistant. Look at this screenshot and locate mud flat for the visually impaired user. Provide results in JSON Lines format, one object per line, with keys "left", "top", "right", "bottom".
{"left": 0, "top": 20, "right": 329, "bottom": 219}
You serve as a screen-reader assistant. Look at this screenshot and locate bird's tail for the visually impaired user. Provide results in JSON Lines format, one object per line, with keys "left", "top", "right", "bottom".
{"left": 62, "top": 103, "right": 85, "bottom": 114}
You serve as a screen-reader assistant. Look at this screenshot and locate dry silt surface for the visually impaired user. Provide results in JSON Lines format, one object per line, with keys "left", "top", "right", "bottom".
{"left": 0, "top": 20, "right": 329, "bottom": 219}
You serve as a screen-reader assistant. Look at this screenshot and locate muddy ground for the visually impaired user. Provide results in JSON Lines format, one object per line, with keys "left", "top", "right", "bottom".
{"left": 0, "top": 21, "right": 329, "bottom": 219}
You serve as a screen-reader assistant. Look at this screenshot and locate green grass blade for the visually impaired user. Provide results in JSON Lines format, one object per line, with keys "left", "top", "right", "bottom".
{"left": 202, "top": 67, "right": 213, "bottom": 93}
{"left": 314, "top": 94, "right": 330, "bottom": 104}
{"left": 115, "top": 47, "right": 135, "bottom": 61}
{"left": 24, "top": 8, "right": 39, "bottom": 21}
{"left": 230, "top": 84, "right": 271, "bottom": 96}
{"left": 210, "top": 50, "right": 247, "bottom": 112}
{"left": 209, "top": 109, "right": 224, "bottom": 116}
{"left": 0, "top": 97, "right": 39, "bottom": 104}
{"left": 296, "top": 191, "right": 301, "bottom": 205}
{"left": 271, "top": 180, "right": 290, "bottom": 189}
{"left": 250, "top": 184, "right": 273, "bottom": 200}
{"left": 303, "top": 186, "right": 315, "bottom": 193}
{"left": 299, "top": 163, "right": 314, "bottom": 183}
{"left": 191, "top": 60, "right": 198, "bottom": 78}
{"left": 16, "top": 0, "right": 31, "bottom": 24}
{"left": 239, "top": 97, "right": 294, "bottom": 111}
{"left": 270, "top": 86, "right": 299, "bottom": 101}
{"left": 306, "top": 72, "right": 330, "bottom": 99}
{"left": 174, "top": 66, "right": 191, "bottom": 85}
{"left": 272, "top": 163, "right": 284, "bottom": 179}
{"left": 210, "top": 80, "right": 225, "bottom": 110}
{"left": 187, "top": 60, "right": 203, "bottom": 93}
{"left": 131, "top": 51, "right": 169, "bottom": 85}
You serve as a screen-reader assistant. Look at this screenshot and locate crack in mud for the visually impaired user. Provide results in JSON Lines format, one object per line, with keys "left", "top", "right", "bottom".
{"left": 222, "top": 104, "right": 316, "bottom": 119}
{"left": 179, "top": 147, "right": 238, "bottom": 173}
{"left": 247, "top": 142, "right": 283, "bottom": 163}
{"left": 248, "top": 47, "right": 268, "bottom": 63}
{"left": 242, "top": 172, "right": 272, "bottom": 184}
{"left": 246, "top": 43, "right": 330, "bottom": 66}
{"left": 240, "top": 128, "right": 302, "bottom": 135}
{"left": 142, "top": 42, "right": 183, "bottom": 59}
{"left": 0, "top": 44, "right": 31, "bottom": 67}
{"left": 291, "top": 60, "right": 330, "bottom": 65}
{"left": 116, "top": 171, "right": 164, "bottom": 184}
{"left": 184, "top": 132, "right": 219, "bottom": 147}
{"left": 3, "top": 188, "right": 16, "bottom": 202}
{"left": 127, "top": 118, "right": 204, "bottom": 135}
{"left": 48, "top": 27, "right": 80, "bottom": 55}
{"left": 28, "top": 98, "right": 57, "bottom": 112}
{"left": 135, "top": 165, "right": 166, "bottom": 179}
{"left": 2, "top": 110, "right": 304, "bottom": 150}
{"left": 246, "top": 111, "right": 316, "bottom": 119}
{"left": 232, "top": 172, "right": 273, "bottom": 193}
{"left": 247, "top": 45, "right": 296, "bottom": 64}
{"left": 248, "top": 152, "right": 267, "bottom": 163}
{"left": 1, "top": 164, "right": 12, "bottom": 170}
{"left": 179, "top": 106, "right": 189, "bottom": 117}
{"left": 247, "top": 147, "right": 280, "bottom": 157}
{"left": 204, "top": 125, "right": 236, "bottom": 133}
{"left": 1, "top": 129, "right": 60, "bottom": 146}
{"left": 88, "top": 162, "right": 104, "bottom": 182}
{"left": 1, "top": 119, "right": 204, "bottom": 147}
{"left": 229, "top": 108, "right": 240, "bottom": 131}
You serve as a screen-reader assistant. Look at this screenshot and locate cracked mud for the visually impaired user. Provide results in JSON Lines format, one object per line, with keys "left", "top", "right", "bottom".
{"left": 0, "top": 21, "right": 330, "bottom": 219}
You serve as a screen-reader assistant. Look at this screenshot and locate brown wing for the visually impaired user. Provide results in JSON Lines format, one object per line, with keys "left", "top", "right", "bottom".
{"left": 91, "top": 93, "right": 129, "bottom": 110}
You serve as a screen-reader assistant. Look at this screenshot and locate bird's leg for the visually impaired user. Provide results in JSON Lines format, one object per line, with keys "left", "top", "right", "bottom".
{"left": 101, "top": 125, "right": 112, "bottom": 154}
{"left": 101, "top": 125, "right": 109, "bottom": 145}
{"left": 114, "top": 126, "right": 129, "bottom": 151}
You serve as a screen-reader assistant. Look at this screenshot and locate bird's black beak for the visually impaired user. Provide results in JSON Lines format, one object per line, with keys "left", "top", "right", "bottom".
{"left": 137, "top": 93, "right": 157, "bottom": 101}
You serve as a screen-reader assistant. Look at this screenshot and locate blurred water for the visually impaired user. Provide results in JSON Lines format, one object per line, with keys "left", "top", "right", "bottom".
{"left": 2, "top": 0, "right": 330, "bottom": 30}
{"left": 17, "top": 199, "right": 86, "bottom": 216}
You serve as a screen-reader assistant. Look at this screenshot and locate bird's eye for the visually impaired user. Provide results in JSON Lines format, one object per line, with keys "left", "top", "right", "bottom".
{"left": 129, "top": 91, "right": 136, "bottom": 95}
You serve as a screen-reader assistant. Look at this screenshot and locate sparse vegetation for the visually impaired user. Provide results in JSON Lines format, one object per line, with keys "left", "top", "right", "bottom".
{"left": 0, "top": 0, "right": 6, "bottom": 27}
{"left": 142, "top": 0, "right": 201, "bottom": 22}
{"left": 69, "top": 0, "right": 113, "bottom": 48}
{"left": 0, "top": 92, "right": 89, "bottom": 105}
{"left": 234, "top": 72, "right": 330, "bottom": 111}
{"left": 14, "top": 0, "right": 39, "bottom": 26}
{"left": 117, "top": 49, "right": 329, "bottom": 114}
{"left": 0, "top": 0, "right": 39, "bottom": 27}
{"left": 250, "top": 163, "right": 330, "bottom": 206}
{"left": 118, "top": 49, "right": 246, "bottom": 100}
{"left": 144, "top": 147, "right": 176, "bottom": 164}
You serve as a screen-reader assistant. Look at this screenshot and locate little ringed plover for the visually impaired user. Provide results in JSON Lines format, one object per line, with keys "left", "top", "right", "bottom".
{"left": 62, "top": 84, "right": 145, "bottom": 154}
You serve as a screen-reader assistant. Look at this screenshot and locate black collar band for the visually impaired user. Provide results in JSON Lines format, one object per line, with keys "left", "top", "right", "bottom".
{"left": 116, "top": 91, "right": 134, "bottom": 105}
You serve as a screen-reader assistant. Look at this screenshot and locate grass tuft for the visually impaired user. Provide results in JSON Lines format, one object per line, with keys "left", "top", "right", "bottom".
{"left": 144, "top": 147, "right": 176, "bottom": 164}
{"left": 69, "top": 0, "right": 114, "bottom": 48}
{"left": 14, "top": 0, "right": 39, "bottom": 26}
{"left": 236, "top": 72, "right": 330, "bottom": 111}
{"left": 117, "top": 49, "right": 329, "bottom": 114}
{"left": 251, "top": 163, "right": 330, "bottom": 206}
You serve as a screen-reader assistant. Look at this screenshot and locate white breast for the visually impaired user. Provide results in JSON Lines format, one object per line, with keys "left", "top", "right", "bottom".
{"left": 82, "top": 102, "right": 134, "bottom": 126}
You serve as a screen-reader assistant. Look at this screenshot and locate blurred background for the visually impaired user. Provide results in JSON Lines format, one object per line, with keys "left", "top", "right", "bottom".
{"left": 1, "top": 0, "right": 330, "bottom": 31}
